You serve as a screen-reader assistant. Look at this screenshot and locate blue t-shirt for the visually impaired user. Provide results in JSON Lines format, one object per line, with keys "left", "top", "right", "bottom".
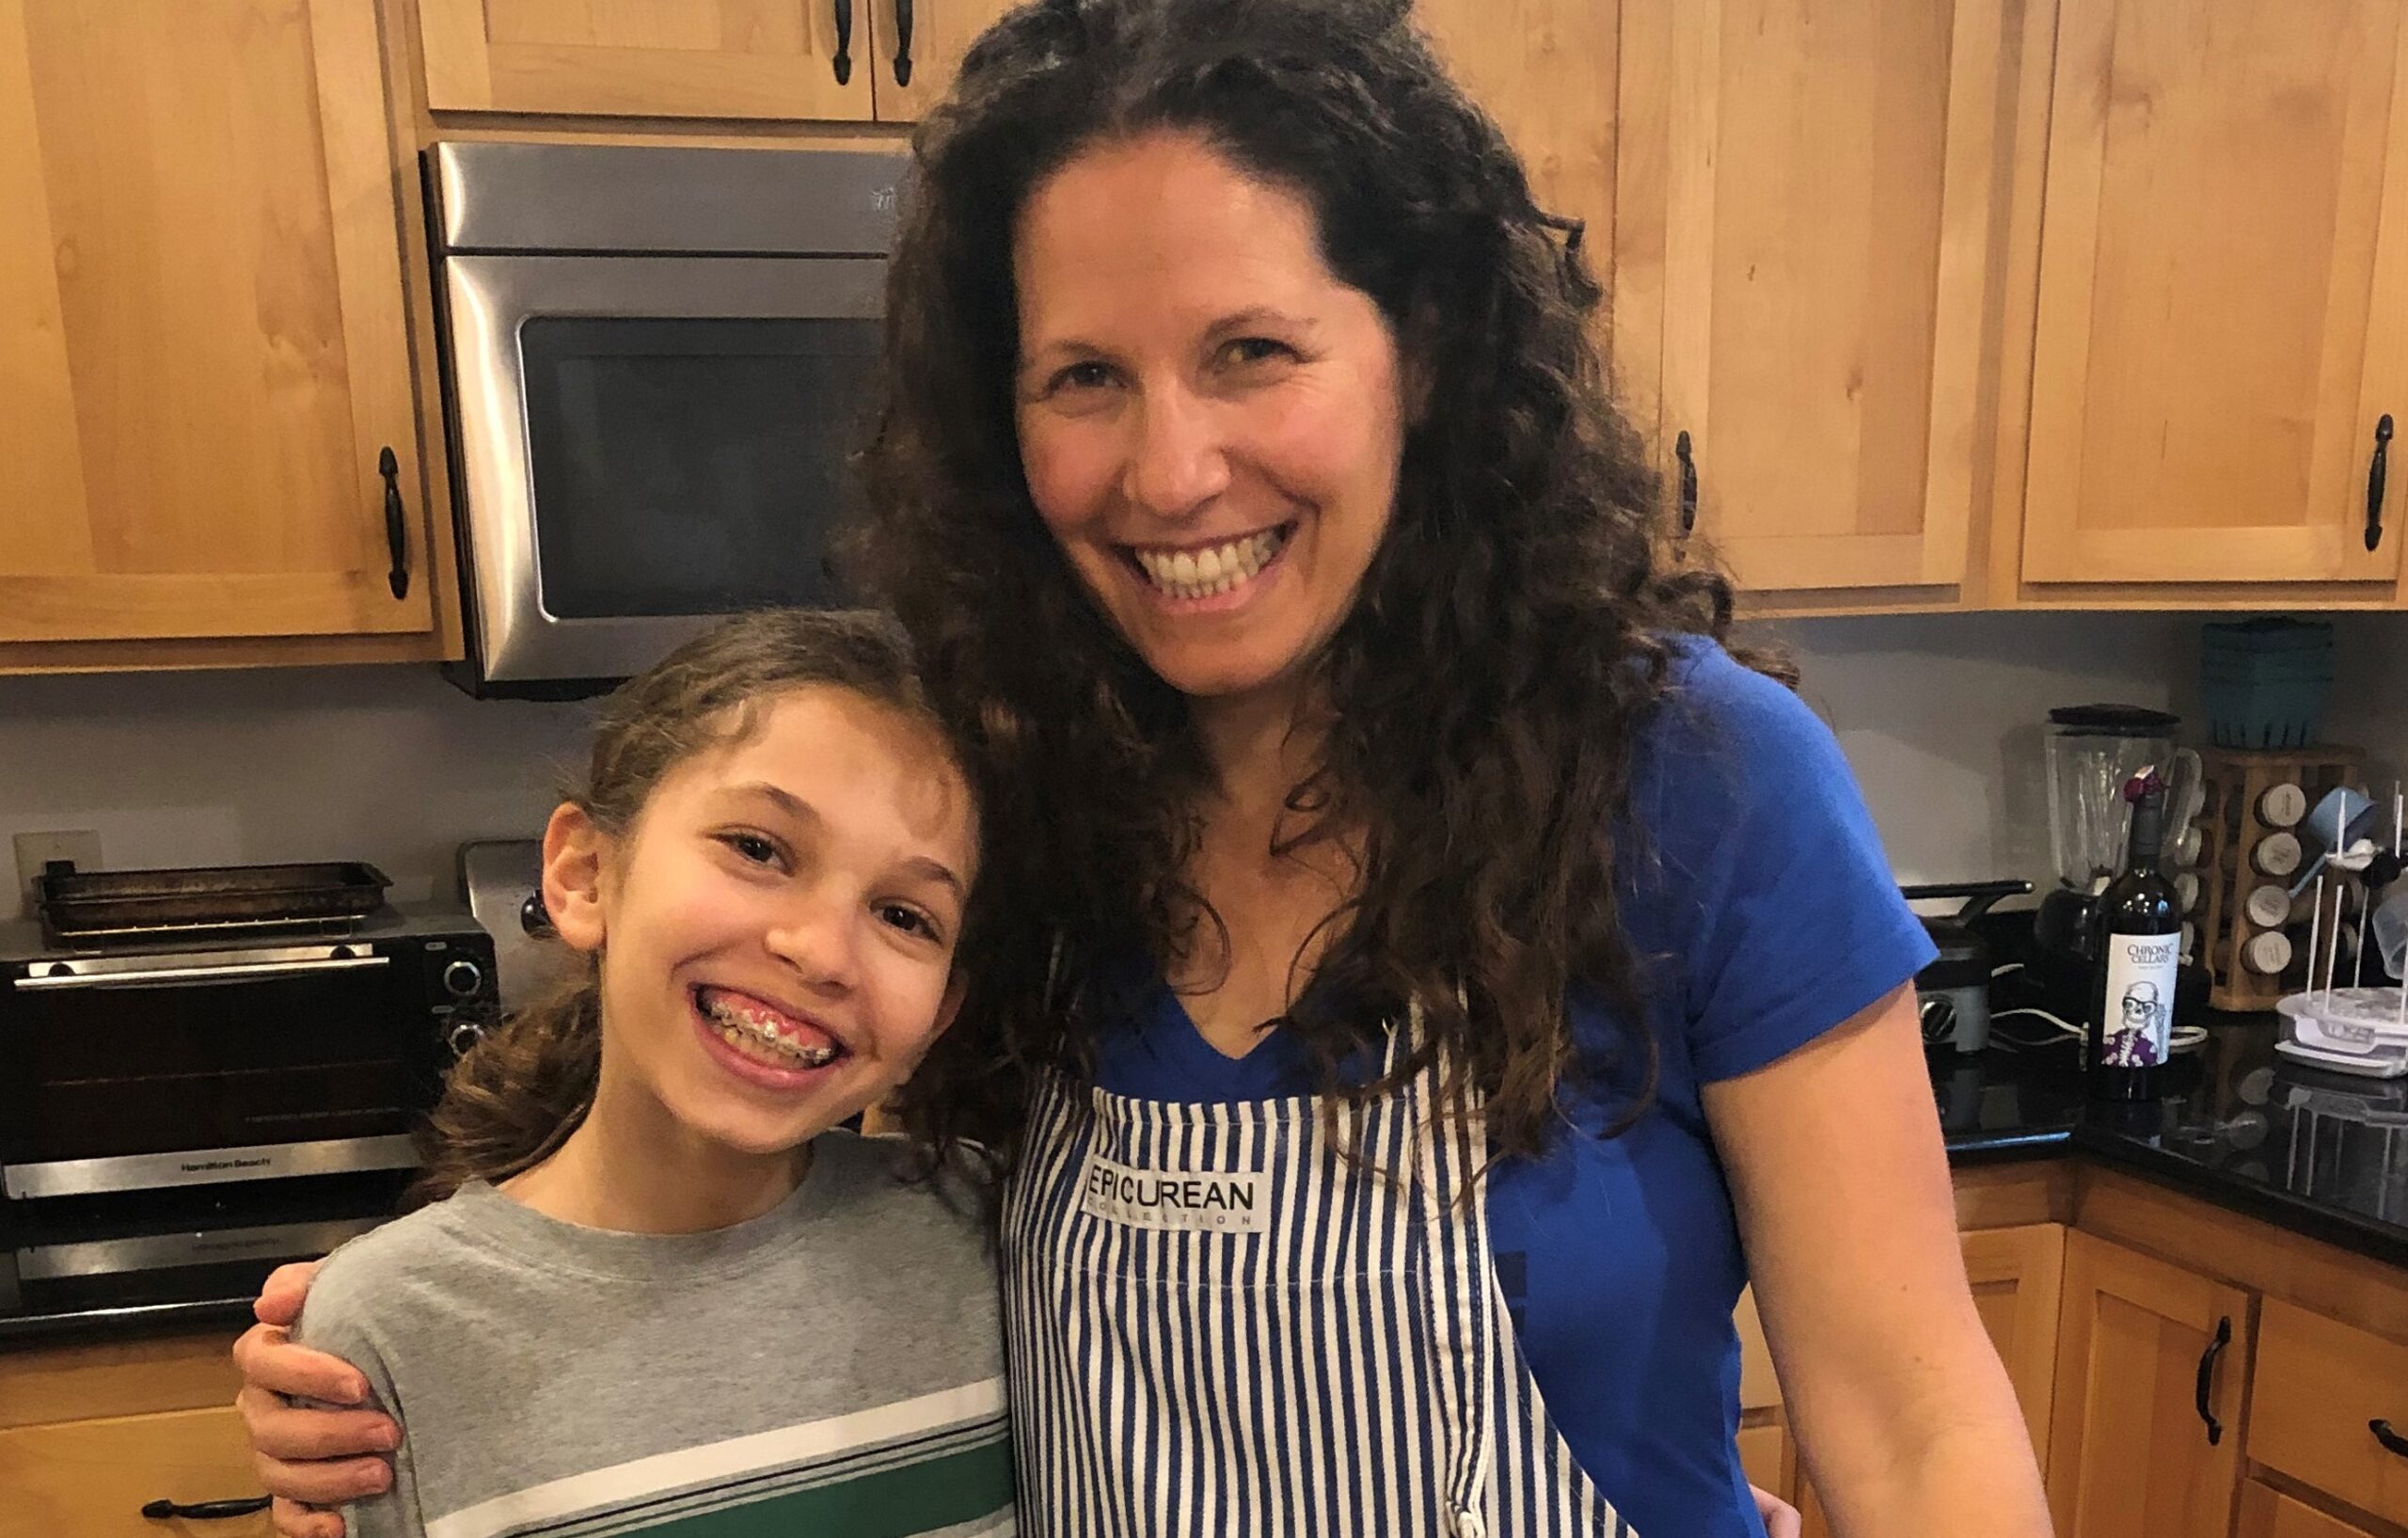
{"left": 1086, "top": 639, "right": 1936, "bottom": 1538}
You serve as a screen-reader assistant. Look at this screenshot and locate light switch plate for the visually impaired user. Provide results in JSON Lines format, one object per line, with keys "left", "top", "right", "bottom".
{"left": 15, "top": 830, "right": 103, "bottom": 907}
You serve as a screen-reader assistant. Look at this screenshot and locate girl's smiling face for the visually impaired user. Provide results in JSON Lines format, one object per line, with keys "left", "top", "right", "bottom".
{"left": 544, "top": 685, "right": 978, "bottom": 1164}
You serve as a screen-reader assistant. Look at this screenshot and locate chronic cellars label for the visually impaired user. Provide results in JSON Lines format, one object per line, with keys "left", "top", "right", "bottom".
{"left": 2100, "top": 931, "right": 2178, "bottom": 1069}
{"left": 1080, "top": 1153, "right": 1265, "bottom": 1233}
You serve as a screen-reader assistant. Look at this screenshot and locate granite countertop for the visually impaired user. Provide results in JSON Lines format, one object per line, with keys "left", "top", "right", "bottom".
{"left": 1937, "top": 1013, "right": 2408, "bottom": 1269}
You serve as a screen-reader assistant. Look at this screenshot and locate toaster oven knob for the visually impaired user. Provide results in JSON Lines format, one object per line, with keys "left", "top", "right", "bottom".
{"left": 442, "top": 959, "right": 485, "bottom": 998}
{"left": 446, "top": 1019, "right": 487, "bottom": 1057}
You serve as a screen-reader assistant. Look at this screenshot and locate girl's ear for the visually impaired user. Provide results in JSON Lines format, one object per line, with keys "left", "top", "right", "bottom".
{"left": 542, "top": 802, "right": 610, "bottom": 956}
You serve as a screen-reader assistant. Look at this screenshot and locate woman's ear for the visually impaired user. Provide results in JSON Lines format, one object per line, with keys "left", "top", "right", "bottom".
{"left": 541, "top": 802, "right": 610, "bottom": 956}
{"left": 1399, "top": 303, "right": 1440, "bottom": 428}
{"left": 933, "top": 970, "right": 971, "bottom": 1038}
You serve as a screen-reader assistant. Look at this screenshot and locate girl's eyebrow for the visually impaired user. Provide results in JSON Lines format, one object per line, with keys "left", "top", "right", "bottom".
{"left": 721, "top": 781, "right": 967, "bottom": 899}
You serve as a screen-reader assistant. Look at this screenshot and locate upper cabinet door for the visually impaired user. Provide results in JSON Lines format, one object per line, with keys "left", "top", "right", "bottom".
{"left": 2023, "top": 0, "right": 2408, "bottom": 586}
{"left": 419, "top": 0, "right": 877, "bottom": 120}
{"left": 1617, "top": 0, "right": 2020, "bottom": 597}
{"left": 1418, "top": 0, "right": 1620, "bottom": 279}
{"left": 0, "top": 0, "right": 432, "bottom": 646}
{"left": 866, "top": 0, "right": 1017, "bottom": 122}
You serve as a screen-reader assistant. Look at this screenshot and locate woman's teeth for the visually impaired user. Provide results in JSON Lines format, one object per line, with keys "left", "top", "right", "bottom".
{"left": 698, "top": 989, "right": 841, "bottom": 1070}
{"left": 1131, "top": 527, "right": 1285, "bottom": 600}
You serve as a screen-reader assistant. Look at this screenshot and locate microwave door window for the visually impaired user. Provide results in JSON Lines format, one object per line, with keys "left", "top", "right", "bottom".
{"left": 519, "top": 316, "right": 879, "bottom": 618}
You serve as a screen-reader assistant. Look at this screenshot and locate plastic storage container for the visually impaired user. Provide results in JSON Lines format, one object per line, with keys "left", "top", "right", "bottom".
{"left": 2199, "top": 618, "right": 2335, "bottom": 749}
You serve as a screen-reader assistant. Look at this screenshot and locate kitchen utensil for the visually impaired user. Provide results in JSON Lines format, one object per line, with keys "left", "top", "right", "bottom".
{"left": 1902, "top": 880, "right": 2032, "bottom": 1055}
{"left": 32, "top": 860, "right": 390, "bottom": 940}
{"left": 458, "top": 839, "right": 579, "bottom": 1012}
{"left": 2036, "top": 708, "right": 2200, "bottom": 1028}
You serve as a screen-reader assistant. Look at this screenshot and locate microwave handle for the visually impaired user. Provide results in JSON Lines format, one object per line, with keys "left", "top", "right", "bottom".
{"left": 13, "top": 955, "right": 391, "bottom": 991}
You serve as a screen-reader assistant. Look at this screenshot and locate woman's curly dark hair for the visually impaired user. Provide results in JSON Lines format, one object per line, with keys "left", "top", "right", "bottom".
{"left": 858, "top": 0, "right": 1761, "bottom": 1169}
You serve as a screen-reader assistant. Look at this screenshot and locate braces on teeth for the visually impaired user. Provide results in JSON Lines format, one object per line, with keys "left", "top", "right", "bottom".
{"left": 701, "top": 992, "right": 840, "bottom": 1069}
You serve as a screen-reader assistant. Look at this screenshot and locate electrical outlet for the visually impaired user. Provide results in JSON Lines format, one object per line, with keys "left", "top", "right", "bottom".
{"left": 15, "top": 830, "right": 103, "bottom": 906}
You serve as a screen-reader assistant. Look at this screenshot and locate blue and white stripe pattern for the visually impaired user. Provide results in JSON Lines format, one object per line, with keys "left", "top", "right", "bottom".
{"left": 1001, "top": 1035, "right": 1635, "bottom": 1537}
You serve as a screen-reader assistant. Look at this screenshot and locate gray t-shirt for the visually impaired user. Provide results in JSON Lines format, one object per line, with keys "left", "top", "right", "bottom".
{"left": 295, "top": 1131, "right": 1012, "bottom": 1538}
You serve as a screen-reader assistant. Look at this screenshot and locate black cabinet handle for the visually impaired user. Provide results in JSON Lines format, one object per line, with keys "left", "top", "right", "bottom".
{"left": 2194, "top": 1315, "right": 2230, "bottom": 1446}
{"left": 832, "top": 0, "right": 854, "bottom": 85}
{"left": 1674, "top": 430, "right": 1698, "bottom": 536}
{"left": 2368, "top": 413, "right": 2393, "bottom": 552}
{"left": 378, "top": 446, "right": 408, "bottom": 600}
{"left": 894, "top": 0, "right": 914, "bottom": 86}
{"left": 2375, "top": 1419, "right": 2408, "bottom": 1459}
{"left": 142, "top": 1498, "right": 271, "bottom": 1522}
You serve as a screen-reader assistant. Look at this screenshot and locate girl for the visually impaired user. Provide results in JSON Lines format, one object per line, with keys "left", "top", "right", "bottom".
{"left": 287, "top": 610, "right": 1011, "bottom": 1538}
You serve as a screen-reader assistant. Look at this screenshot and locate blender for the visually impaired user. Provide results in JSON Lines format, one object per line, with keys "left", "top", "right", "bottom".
{"left": 2033, "top": 706, "right": 2202, "bottom": 1023}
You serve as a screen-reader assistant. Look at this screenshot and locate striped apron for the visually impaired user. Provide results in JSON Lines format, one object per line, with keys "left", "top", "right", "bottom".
{"left": 999, "top": 1031, "right": 1636, "bottom": 1537}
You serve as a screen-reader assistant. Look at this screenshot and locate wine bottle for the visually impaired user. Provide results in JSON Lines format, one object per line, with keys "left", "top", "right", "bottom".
{"left": 2091, "top": 769, "right": 2180, "bottom": 1100}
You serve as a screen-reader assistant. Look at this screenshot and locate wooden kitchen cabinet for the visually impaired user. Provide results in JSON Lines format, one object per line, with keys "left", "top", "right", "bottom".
{"left": 1418, "top": 0, "right": 1619, "bottom": 311}
{"left": 2237, "top": 1482, "right": 2388, "bottom": 1538}
{"left": 1612, "top": 0, "right": 2022, "bottom": 600}
{"left": 419, "top": 0, "right": 879, "bottom": 120}
{"left": 0, "top": 0, "right": 437, "bottom": 653}
{"left": 863, "top": 0, "right": 1021, "bottom": 122}
{"left": 2248, "top": 1298, "right": 2408, "bottom": 1530}
{"left": 2045, "top": 1229, "right": 2251, "bottom": 1538}
{"left": 2017, "top": 0, "right": 2408, "bottom": 592}
{"left": 0, "top": 1332, "right": 268, "bottom": 1538}
{"left": 0, "top": 1405, "right": 273, "bottom": 1538}
{"left": 1963, "top": 1221, "right": 2067, "bottom": 1467}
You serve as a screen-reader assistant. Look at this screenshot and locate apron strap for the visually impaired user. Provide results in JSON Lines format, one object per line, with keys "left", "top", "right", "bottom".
{"left": 1405, "top": 1003, "right": 1501, "bottom": 1531}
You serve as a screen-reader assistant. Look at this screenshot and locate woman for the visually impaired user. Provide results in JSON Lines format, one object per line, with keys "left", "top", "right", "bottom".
{"left": 235, "top": 2, "right": 2049, "bottom": 1533}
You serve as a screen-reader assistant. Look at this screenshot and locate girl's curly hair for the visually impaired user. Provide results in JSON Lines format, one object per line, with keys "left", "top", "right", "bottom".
{"left": 857, "top": 0, "right": 1762, "bottom": 1169}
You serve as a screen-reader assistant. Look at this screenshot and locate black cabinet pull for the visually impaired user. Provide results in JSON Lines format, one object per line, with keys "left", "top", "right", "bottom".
{"left": 142, "top": 1497, "right": 271, "bottom": 1522}
{"left": 2375, "top": 1419, "right": 2408, "bottom": 1459}
{"left": 2194, "top": 1315, "right": 2230, "bottom": 1446}
{"left": 378, "top": 446, "right": 409, "bottom": 600}
{"left": 1674, "top": 430, "right": 1699, "bottom": 535}
{"left": 832, "top": 0, "right": 854, "bottom": 85}
{"left": 2368, "top": 413, "right": 2393, "bottom": 552}
{"left": 894, "top": 0, "right": 914, "bottom": 86}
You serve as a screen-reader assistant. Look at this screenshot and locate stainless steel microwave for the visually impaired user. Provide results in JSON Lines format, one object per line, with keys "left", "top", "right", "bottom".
{"left": 426, "top": 141, "right": 908, "bottom": 698}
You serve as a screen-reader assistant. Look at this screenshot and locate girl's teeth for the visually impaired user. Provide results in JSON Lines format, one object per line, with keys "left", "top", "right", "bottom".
{"left": 701, "top": 991, "right": 839, "bottom": 1069}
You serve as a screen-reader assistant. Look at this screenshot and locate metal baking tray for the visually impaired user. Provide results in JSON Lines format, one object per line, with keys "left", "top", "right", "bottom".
{"left": 33, "top": 862, "right": 392, "bottom": 939}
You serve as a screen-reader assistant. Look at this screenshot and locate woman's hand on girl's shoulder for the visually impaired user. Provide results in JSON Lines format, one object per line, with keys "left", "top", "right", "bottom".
{"left": 231, "top": 1261, "right": 402, "bottom": 1538}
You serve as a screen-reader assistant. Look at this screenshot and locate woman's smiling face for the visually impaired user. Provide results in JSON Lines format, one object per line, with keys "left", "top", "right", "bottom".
{"left": 1011, "top": 131, "right": 1412, "bottom": 706}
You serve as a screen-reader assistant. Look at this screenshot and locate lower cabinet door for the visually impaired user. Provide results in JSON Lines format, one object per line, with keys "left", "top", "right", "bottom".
{"left": 0, "top": 1404, "right": 274, "bottom": 1538}
{"left": 2046, "top": 1230, "right": 2251, "bottom": 1538}
{"left": 2236, "top": 1480, "right": 2384, "bottom": 1538}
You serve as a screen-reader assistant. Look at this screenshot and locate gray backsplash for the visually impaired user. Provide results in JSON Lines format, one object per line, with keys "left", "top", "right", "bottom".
{"left": 1, "top": 610, "right": 2400, "bottom": 920}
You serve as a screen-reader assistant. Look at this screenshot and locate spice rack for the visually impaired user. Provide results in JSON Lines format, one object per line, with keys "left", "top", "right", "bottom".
{"left": 2194, "top": 747, "right": 2364, "bottom": 1011}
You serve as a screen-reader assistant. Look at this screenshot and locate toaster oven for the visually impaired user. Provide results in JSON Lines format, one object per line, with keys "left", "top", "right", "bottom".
{"left": 0, "top": 908, "right": 497, "bottom": 1327}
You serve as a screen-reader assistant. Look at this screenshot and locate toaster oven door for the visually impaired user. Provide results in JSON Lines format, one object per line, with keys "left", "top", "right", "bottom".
{"left": 441, "top": 253, "right": 886, "bottom": 691}
{"left": 1, "top": 943, "right": 440, "bottom": 1198}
